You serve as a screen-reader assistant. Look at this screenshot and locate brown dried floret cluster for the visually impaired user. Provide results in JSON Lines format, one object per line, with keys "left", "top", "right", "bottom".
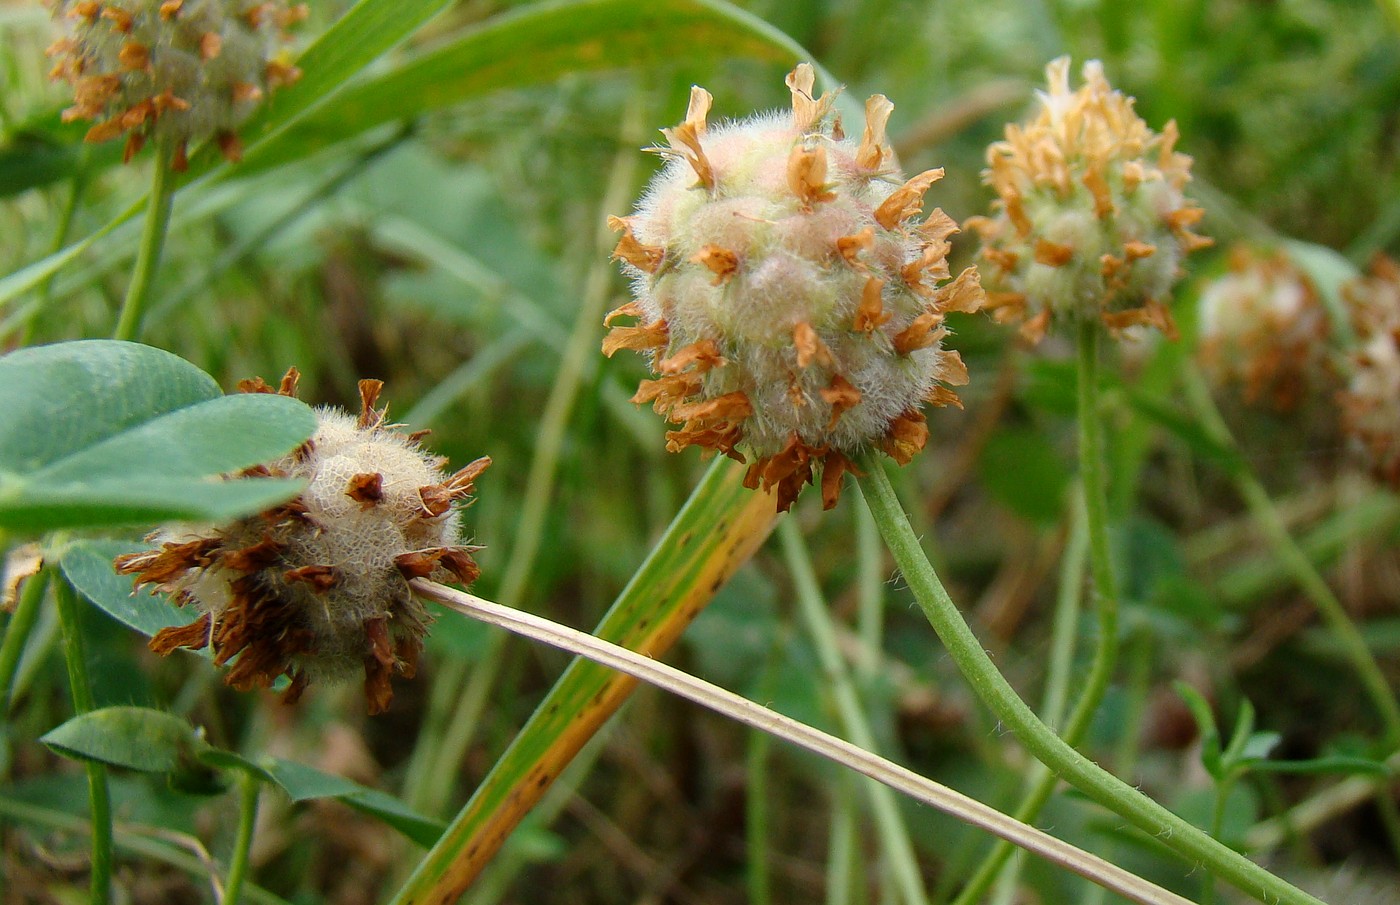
{"left": 1340, "top": 257, "right": 1400, "bottom": 488}
{"left": 968, "top": 57, "right": 1211, "bottom": 343}
{"left": 604, "top": 64, "right": 983, "bottom": 512}
{"left": 1196, "top": 246, "right": 1332, "bottom": 412}
{"left": 47, "top": 0, "right": 306, "bottom": 168}
{"left": 116, "top": 371, "right": 490, "bottom": 714}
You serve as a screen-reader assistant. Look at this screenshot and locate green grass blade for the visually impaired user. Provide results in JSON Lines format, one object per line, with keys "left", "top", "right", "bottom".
{"left": 391, "top": 457, "right": 779, "bottom": 903}
{"left": 242, "top": 0, "right": 812, "bottom": 172}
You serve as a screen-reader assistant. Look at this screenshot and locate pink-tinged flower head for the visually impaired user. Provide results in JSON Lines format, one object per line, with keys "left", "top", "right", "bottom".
{"left": 603, "top": 64, "right": 983, "bottom": 512}
{"left": 1340, "top": 257, "right": 1400, "bottom": 488}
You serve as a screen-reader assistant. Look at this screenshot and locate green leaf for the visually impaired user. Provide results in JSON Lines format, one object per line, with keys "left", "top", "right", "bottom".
{"left": 59, "top": 540, "right": 197, "bottom": 640}
{"left": 976, "top": 427, "right": 1070, "bottom": 524}
{"left": 260, "top": 758, "right": 446, "bottom": 847}
{"left": 244, "top": 0, "right": 809, "bottom": 172}
{"left": 1126, "top": 391, "right": 1245, "bottom": 476}
{"left": 1174, "top": 681, "right": 1223, "bottom": 779}
{"left": 0, "top": 341, "right": 313, "bottom": 532}
{"left": 41, "top": 706, "right": 207, "bottom": 773}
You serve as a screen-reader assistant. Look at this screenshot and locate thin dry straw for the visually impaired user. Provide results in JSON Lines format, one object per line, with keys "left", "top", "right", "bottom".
{"left": 411, "top": 579, "right": 1194, "bottom": 905}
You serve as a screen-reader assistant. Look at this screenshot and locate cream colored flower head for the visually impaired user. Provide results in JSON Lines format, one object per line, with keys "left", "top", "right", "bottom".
{"left": 968, "top": 57, "right": 1211, "bottom": 343}
{"left": 117, "top": 372, "right": 490, "bottom": 714}
{"left": 47, "top": 0, "right": 306, "bottom": 168}
{"left": 603, "top": 64, "right": 983, "bottom": 512}
{"left": 1340, "top": 257, "right": 1400, "bottom": 488}
{"left": 1197, "top": 246, "right": 1331, "bottom": 411}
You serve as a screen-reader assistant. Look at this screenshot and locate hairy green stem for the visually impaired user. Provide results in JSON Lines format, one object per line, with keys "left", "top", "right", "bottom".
{"left": 1182, "top": 364, "right": 1400, "bottom": 746}
{"left": 853, "top": 460, "right": 1326, "bottom": 905}
{"left": 224, "top": 771, "right": 261, "bottom": 905}
{"left": 1, "top": 565, "right": 49, "bottom": 713}
{"left": 113, "top": 139, "right": 177, "bottom": 342}
{"left": 952, "top": 322, "right": 1122, "bottom": 905}
{"left": 780, "top": 519, "right": 930, "bottom": 905}
{"left": 54, "top": 575, "right": 113, "bottom": 905}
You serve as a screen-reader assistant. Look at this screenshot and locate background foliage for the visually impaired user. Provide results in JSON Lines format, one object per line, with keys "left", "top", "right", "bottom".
{"left": 3, "top": 0, "right": 1399, "bottom": 903}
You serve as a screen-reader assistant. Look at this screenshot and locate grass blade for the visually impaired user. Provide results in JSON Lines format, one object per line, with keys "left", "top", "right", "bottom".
{"left": 390, "top": 457, "right": 779, "bottom": 903}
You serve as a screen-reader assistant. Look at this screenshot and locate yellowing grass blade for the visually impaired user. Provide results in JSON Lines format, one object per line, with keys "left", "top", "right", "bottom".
{"left": 393, "top": 457, "right": 779, "bottom": 903}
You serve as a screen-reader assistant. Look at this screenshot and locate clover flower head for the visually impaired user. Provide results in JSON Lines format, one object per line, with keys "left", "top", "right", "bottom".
{"left": 603, "top": 64, "right": 984, "bottom": 512}
{"left": 1340, "top": 257, "right": 1400, "bottom": 488}
{"left": 47, "top": 0, "right": 306, "bottom": 168}
{"left": 1197, "top": 246, "right": 1330, "bottom": 411}
{"left": 967, "top": 57, "right": 1211, "bottom": 343}
{"left": 116, "top": 371, "right": 490, "bottom": 714}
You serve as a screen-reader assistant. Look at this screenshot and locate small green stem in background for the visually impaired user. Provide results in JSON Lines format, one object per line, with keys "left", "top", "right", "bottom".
{"left": 224, "top": 771, "right": 261, "bottom": 905}
{"left": 54, "top": 574, "right": 113, "bottom": 905}
{"left": 1182, "top": 364, "right": 1400, "bottom": 747}
{"left": 853, "top": 460, "right": 1326, "bottom": 905}
{"left": 952, "top": 321, "right": 1122, "bottom": 905}
{"left": 745, "top": 646, "right": 777, "bottom": 905}
{"left": 780, "top": 519, "right": 930, "bottom": 905}
{"left": 1, "top": 565, "right": 49, "bottom": 713}
{"left": 22, "top": 146, "right": 90, "bottom": 345}
{"left": 113, "top": 138, "right": 177, "bottom": 342}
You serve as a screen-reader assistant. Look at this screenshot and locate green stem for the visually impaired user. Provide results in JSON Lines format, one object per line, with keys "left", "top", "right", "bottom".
{"left": 1182, "top": 364, "right": 1400, "bottom": 746}
{"left": 745, "top": 660, "right": 775, "bottom": 905}
{"left": 224, "top": 771, "right": 261, "bottom": 905}
{"left": 826, "top": 773, "right": 859, "bottom": 905}
{"left": 853, "top": 460, "right": 1326, "bottom": 905}
{"left": 855, "top": 498, "right": 884, "bottom": 680}
{"left": 22, "top": 147, "right": 90, "bottom": 345}
{"left": 952, "top": 322, "right": 1122, "bottom": 905}
{"left": 780, "top": 519, "right": 930, "bottom": 905}
{"left": 112, "top": 138, "right": 177, "bottom": 342}
{"left": 54, "top": 575, "right": 113, "bottom": 905}
{"left": 1, "top": 566, "right": 49, "bottom": 713}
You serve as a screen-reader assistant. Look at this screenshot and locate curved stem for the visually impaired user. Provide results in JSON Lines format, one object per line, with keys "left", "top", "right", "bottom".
{"left": 113, "top": 138, "right": 177, "bottom": 342}
{"left": 853, "top": 461, "right": 1326, "bottom": 905}
{"left": 952, "top": 321, "right": 1122, "bottom": 905}
{"left": 413, "top": 579, "right": 1196, "bottom": 905}
{"left": 223, "top": 771, "right": 261, "bottom": 905}
{"left": 55, "top": 574, "right": 113, "bottom": 905}
{"left": 1, "top": 565, "right": 50, "bottom": 713}
{"left": 1182, "top": 364, "right": 1400, "bottom": 746}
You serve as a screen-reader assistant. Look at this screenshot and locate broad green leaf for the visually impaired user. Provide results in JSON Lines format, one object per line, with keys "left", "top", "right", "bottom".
{"left": 243, "top": 0, "right": 812, "bottom": 172}
{"left": 260, "top": 758, "right": 446, "bottom": 847}
{"left": 41, "top": 706, "right": 207, "bottom": 773}
{"left": 976, "top": 427, "right": 1070, "bottom": 524}
{"left": 393, "top": 457, "right": 779, "bottom": 903}
{"left": 60, "top": 540, "right": 196, "bottom": 640}
{"left": 0, "top": 340, "right": 313, "bottom": 532}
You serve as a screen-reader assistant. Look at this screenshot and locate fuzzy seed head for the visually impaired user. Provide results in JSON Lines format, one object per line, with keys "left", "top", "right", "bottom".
{"left": 968, "top": 57, "right": 1211, "bottom": 343}
{"left": 1197, "top": 246, "right": 1331, "bottom": 412}
{"left": 47, "top": 0, "right": 306, "bottom": 167}
{"left": 1340, "top": 258, "right": 1400, "bottom": 488}
{"left": 604, "top": 65, "right": 984, "bottom": 512}
{"left": 116, "top": 372, "right": 490, "bottom": 714}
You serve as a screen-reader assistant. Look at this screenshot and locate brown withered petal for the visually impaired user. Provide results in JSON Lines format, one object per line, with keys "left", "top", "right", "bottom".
{"left": 691, "top": 245, "right": 740, "bottom": 284}
{"left": 874, "top": 169, "right": 944, "bottom": 230}
{"left": 794, "top": 322, "right": 833, "bottom": 368}
{"left": 283, "top": 564, "right": 337, "bottom": 592}
{"left": 149, "top": 614, "right": 212, "bottom": 654}
{"left": 601, "top": 321, "right": 669, "bottom": 357}
{"left": 609, "top": 216, "right": 665, "bottom": 273}
{"left": 346, "top": 472, "right": 383, "bottom": 505}
{"left": 881, "top": 409, "right": 929, "bottom": 465}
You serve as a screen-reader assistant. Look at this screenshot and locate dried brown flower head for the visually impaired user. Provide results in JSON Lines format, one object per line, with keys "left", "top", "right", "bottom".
{"left": 1340, "top": 257, "right": 1400, "bottom": 488}
{"left": 1197, "top": 246, "right": 1331, "bottom": 411}
{"left": 116, "top": 371, "right": 490, "bottom": 714}
{"left": 968, "top": 57, "right": 1211, "bottom": 343}
{"left": 47, "top": 0, "right": 307, "bottom": 168}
